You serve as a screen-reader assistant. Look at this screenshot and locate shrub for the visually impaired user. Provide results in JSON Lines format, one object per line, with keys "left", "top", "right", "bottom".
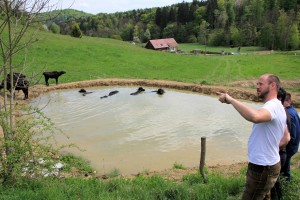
{"left": 49, "top": 22, "right": 60, "bottom": 34}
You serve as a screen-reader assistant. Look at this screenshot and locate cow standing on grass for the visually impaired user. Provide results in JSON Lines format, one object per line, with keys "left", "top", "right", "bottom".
{"left": 43, "top": 71, "right": 66, "bottom": 86}
{"left": 0, "top": 72, "right": 29, "bottom": 100}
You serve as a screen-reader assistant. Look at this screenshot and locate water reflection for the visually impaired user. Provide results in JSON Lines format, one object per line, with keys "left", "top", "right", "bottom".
{"left": 31, "top": 87, "right": 261, "bottom": 175}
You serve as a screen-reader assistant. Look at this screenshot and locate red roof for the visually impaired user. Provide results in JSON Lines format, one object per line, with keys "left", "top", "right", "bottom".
{"left": 145, "top": 38, "right": 178, "bottom": 49}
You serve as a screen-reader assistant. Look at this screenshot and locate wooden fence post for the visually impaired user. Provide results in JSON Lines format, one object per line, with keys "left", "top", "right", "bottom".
{"left": 199, "top": 136, "right": 207, "bottom": 183}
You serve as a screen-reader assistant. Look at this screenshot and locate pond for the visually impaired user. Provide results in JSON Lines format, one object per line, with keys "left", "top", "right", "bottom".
{"left": 31, "top": 86, "right": 261, "bottom": 175}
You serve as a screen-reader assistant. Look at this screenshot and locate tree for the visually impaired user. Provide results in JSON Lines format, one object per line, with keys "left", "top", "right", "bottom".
{"left": 178, "top": 2, "right": 190, "bottom": 24}
{"left": 146, "top": 22, "right": 161, "bottom": 39}
{"left": 155, "top": 7, "right": 162, "bottom": 27}
{"left": 70, "top": 21, "right": 83, "bottom": 38}
{"left": 275, "top": 10, "right": 289, "bottom": 50}
{"left": 260, "top": 23, "right": 275, "bottom": 49}
{"left": 162, "top": 22, "right": 177, "bottom": 39}
{"left": 194, "top": 6, "right": 206, "bottom": 23}
{"left": 189, "top": 0, "right": 199, "bottom": 22}
{"left": 0, "top": 0, "right": 66, "bottom": 184}
{"left": 144, "top": 29, "right": 151, "bottom": 41}
{"left": 226, "top": 0, "right": 235, "bottom": 27}
{"left": 168, "top": 6, "right": 177, "bottom": 22}
{"left": 229, "top": 25, "right": 242, "bottom": 47}
{"left": 132, "top": 22, "right": 145, "bottom": 43}
{"left": 289, "top": 23, "right": 299, "bottom": 50}
{"left": 199, "top": 21, "right": 210, "bottom": 53}
{"left": 120, "top": 22, "right": 134, "bottom": 41}
{"left": 206, "top": 0, "right": 218, "bottom": 28}
{"left": 160, "top": 7, "right": 169, "bottom": 29}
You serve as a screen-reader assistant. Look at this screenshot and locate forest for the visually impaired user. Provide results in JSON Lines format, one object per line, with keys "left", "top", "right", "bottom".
{"left": 46, "top": 0, "right": 300, "bottom": 50}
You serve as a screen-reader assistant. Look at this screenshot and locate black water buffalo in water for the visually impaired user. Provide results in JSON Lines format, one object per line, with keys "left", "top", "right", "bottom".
{"left": 79, "top": 88, "right": 86, "bottom": 93}
{"left": 78, "top": 88, "right": 93, "bottom": 96}
{"left": 0, "top": 73, "right": 29, "bottom": 99}
{"left": 43, "top": 71, "right": 66, "bottom": 86}
{"left": 130, "top": 87, "right": 145, "bottom": 95}
{"left": 100, "top": 90, "right": 119, "bottom": 99}
{"left": 152, "top": 88, "right": 165, "bottom": 95}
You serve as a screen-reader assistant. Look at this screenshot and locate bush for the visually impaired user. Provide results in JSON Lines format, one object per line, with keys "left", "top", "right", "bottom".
{"left": 208, "top": 29, "right": 225, "bottom": 46}
{"left": 188, "top": 35, "right": 198, "bottom": 43}
{"left": 49, "top": 22, "right": 60, "bottom": 34}
{"left": 60, "top": 154, "right": 94, "bottom": 175}
{"left": 111, "top": 35, "right": 122, "bottom": 40}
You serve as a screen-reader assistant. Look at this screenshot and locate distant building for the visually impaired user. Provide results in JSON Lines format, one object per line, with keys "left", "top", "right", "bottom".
{"left": 145, "top": 38, "right": 179, "bottom": 52}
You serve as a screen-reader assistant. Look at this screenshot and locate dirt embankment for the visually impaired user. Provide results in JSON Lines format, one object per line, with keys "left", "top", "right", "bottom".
{"left": 27, "top": 78, "right": 300, "bottom": 108}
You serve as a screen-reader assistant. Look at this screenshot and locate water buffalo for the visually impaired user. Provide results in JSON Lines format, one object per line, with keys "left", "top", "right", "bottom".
{"left": 78, "top": 88, "right": 86, "bottom": 93}
{"left": 0, "top": 73, "right": 29, "bottom": 99}
{"left": 100, "top": 90, "right": 119, "bottom": 99}
{"left": 130, "top": 87, "right": 145, "bottom": 95}
{"left": 43, "top": 71, "right": 66, "bottom": 86}
{"left": 152, "top": 88, "right": 165, "bottom": 95}
{"left": 78, "top": 88, "right": 93, "bottom": 96}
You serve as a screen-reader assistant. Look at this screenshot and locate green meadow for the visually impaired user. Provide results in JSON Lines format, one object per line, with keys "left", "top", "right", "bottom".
{"left": 13, "top": 30, "right": 300, "bottom": 86}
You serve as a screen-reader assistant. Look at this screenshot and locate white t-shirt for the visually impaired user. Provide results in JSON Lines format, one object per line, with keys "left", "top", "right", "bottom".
{"left": 248, "top": 98, "right": 286, "bottom": 166}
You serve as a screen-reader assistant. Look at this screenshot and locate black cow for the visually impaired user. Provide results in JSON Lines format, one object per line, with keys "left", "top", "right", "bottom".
{"left": 0, "top": 73, "right": 29, "bottom": 99}
{"left": 43, "top": 71, "right": 66, "bottom": 86}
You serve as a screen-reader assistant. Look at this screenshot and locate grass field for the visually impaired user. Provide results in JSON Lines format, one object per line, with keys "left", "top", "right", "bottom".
{"left": 8, "top": 30, "right": 300, "bottom": 86}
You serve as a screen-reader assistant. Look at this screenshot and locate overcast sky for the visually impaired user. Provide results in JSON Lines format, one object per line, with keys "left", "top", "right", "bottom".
{"left": 50, "top": 0, "right": 194, "bottom": 14}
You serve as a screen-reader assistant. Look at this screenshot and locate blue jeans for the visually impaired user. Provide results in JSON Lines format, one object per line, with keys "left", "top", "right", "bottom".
{"left": 281, "top": 155, "right": 292, "bottom": 182}
{"left": 242, "top": 162, "right": 281, "bottom": 200}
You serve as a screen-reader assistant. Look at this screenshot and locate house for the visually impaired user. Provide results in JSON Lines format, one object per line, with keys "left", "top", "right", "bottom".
{"left": 144, "top": 38, "right": 179, "bottom": 52}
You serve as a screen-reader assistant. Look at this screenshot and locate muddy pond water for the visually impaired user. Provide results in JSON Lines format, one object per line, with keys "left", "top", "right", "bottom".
{"left": 31, "top": 86, "right": 261, "bottom": 175}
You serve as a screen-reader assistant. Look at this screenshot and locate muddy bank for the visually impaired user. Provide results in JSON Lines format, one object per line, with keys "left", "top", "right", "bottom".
{"left": 30, "top": 78, "right": 258, "bottom": 100}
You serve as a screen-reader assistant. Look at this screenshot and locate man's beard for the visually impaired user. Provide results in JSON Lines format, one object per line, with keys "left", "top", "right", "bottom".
{"left": 258, "top": 89, "right": 269, "bottom": 100}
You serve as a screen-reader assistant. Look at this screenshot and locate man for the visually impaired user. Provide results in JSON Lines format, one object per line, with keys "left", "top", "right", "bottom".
{"left": 270, "top": 87, "right": 291, "bottom": 200}
{"left": 282, "top": 92, "right": 300, "bottom": 181}
{"left": 217, "top": 74, "right": 289, "bottom": 200}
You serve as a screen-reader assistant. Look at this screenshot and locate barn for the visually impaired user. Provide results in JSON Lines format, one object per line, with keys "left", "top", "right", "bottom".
{"left": 144, "top": 38, "right": 179, "bottom": 52}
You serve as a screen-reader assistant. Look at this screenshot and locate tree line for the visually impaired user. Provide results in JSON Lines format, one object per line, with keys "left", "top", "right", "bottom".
{"left": 46, "top": 0, "right": 300, "bottom": 50}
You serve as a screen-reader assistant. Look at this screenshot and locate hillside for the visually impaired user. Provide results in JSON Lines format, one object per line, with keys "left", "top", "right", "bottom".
{"left": 40, "top": 9, "right": 93, "bottom": 25}
{"left": 39, "top": 1, "right": 300, "bottom": 51}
